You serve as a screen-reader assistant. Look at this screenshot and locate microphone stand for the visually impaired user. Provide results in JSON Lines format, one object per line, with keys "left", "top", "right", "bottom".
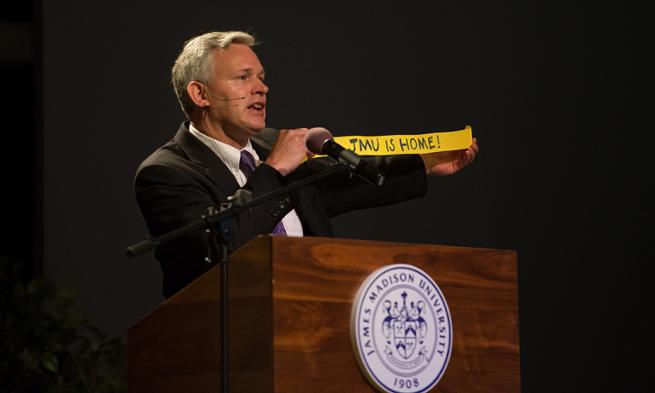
{"left": 125, "top": 161, "right": 357, "bottom": 393}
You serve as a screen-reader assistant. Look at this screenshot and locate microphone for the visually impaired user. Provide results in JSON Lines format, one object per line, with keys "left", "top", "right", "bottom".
{"left": 305, "top": 127, "right": 385, "bottom": 186}
{"left": 206, "top": 91, "right": 246, "bottom": 101}
{"left": 206, "top": 96, "right": 246, "bottom": 109}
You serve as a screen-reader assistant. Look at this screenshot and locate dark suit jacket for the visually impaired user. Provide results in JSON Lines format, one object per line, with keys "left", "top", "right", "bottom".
{"left": 135, "top": 122, "right": 428, "bottom": 297}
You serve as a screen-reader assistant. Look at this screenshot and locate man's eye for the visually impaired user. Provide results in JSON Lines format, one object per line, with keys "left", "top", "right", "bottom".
{"left": 238, "top": 75, "right": 249, "bottom": 80}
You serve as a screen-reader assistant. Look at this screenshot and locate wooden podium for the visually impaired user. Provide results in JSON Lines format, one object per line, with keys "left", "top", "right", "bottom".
{"left": 128, "top": 236, "right": 520, "bottom": 392}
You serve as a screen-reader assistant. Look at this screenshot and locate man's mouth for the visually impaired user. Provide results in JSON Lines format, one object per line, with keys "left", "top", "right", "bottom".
{"left": 247, "top": 102, "right": 265, "bottom": 111}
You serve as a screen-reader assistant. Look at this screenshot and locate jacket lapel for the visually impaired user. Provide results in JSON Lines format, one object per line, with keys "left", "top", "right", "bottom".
{"left": 251, "top": 127, "right": 278, "bottom": 162}
{"left": 173, "top": 122, "right": 240, "bottom": 192}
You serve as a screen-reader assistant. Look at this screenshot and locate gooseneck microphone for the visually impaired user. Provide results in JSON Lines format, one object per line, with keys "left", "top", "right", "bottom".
{"left": 305, "top": 127, "right": 385, "bottom": 186}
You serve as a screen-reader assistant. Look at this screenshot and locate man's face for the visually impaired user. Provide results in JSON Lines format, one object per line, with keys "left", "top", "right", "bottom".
{"left": 204, "top": 44, "right": 268, "bottom": 139}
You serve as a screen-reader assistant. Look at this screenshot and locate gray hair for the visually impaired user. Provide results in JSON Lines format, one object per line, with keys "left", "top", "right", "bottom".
{"left": 172, "top": 31, "right": 256, "bottom": 118}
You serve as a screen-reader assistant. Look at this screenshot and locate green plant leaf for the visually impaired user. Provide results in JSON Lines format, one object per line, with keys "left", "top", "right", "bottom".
{"left": 12, "top": 281, "right": 25, "bottom": 299}
{"left": 57, "top": 285, "right": 76, "bottom": 300}
{"left": 20, "top": 348, "right": 39, "bottom": 371}
{"left": 41, "top": 352, "right": 59, "bottom": 373}
{"left": 26, "top": 278, "right": 45, "bottom": 295}
{"left": 45, "top": 341, "right": 63, "bottom": 353}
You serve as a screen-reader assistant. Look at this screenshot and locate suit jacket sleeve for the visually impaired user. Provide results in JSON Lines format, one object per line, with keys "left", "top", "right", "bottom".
{"left": 291, "top": 154, "right": 428, "bottom": 218}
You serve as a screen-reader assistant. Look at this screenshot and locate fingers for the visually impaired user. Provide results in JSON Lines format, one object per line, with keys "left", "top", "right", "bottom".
{"left": 279, "top": 127, "right": 310, "bottom": 157}
{"left": 454, "top": 139, "right": 478, "bottom": 169}
{"left": 264, "top": 128, "right": 310, "bottom": 175}
{"left": 471, "top": 137, "right": 479, "bottom": 154}
{"left": 466, "top": 137, "right": 479, "bottom": 164}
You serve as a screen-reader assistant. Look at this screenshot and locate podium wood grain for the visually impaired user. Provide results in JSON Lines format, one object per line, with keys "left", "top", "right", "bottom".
{"left": 128, "top": 236, "right": 519, "bottom": 393}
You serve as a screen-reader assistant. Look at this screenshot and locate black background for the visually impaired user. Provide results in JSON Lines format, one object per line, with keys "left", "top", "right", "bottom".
{"left": 2, "top": 1, "right": 651, "bottom": 391}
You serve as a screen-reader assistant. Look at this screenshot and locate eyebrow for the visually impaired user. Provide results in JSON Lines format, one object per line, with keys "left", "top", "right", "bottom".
{"left": 238, "top": 67, "right": 266, "bottom": 76}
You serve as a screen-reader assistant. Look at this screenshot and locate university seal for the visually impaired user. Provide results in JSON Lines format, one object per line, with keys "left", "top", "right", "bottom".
{"left": 351, "top": 264, "right": 453, "bottom": 393}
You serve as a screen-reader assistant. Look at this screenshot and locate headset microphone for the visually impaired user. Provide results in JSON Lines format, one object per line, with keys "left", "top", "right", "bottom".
{"left": 214, "top": 96, "right": 246, "bottom": 101}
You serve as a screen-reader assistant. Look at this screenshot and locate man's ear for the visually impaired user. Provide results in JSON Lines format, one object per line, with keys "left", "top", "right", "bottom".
{"left": 187, "top": 81, "right": 210, "bottom": 108}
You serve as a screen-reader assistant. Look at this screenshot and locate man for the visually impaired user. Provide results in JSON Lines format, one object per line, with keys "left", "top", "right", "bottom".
{"left": 135, "top": 31, "right": 479, "bottom": 298}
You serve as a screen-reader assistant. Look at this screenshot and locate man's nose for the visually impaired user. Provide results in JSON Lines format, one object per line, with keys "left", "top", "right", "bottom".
{"left": 253, "top": 79, "right": 269, "bottom": 95}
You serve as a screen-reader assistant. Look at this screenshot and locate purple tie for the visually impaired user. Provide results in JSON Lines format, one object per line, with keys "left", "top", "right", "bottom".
{"left": 239, "top": 150, "right": 287, "bottom": 236}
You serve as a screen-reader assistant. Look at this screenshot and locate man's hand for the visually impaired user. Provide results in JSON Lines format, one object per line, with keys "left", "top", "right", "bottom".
{"left": 421, "top": 138, "right": 479, "bottom": 176}
{"left": 264, "top": 128, "right": 311, "bottom": 176}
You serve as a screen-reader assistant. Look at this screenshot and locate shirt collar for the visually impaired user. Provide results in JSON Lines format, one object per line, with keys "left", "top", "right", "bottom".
{"left": 188, "top": 123, "right": 260, "bottom": 169}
